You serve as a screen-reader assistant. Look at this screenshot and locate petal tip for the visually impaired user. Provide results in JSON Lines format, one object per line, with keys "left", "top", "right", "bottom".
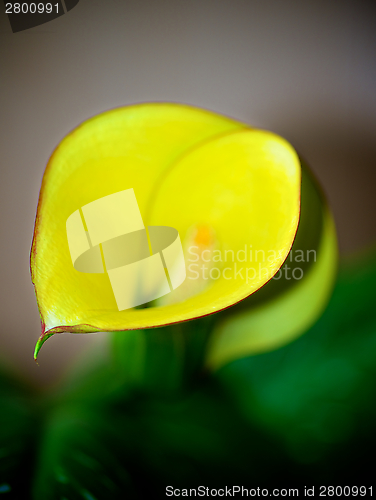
{"left": 34, "top": 332, "right": 53, "bottom": 361}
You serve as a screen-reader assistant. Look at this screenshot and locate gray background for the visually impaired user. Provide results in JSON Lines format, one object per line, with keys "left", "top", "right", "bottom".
{"left": 1, "top": 0, "right": 375, "bottom": 384}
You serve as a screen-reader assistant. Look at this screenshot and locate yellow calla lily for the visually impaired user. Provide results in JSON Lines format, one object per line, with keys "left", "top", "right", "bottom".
{"left": 31, "top": 103, "right": 301, "bottom": 358}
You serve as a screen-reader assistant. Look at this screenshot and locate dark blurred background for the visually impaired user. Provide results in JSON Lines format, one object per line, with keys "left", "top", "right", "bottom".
{"left": 0, "top": 0, "right": 375, "bottom": 383}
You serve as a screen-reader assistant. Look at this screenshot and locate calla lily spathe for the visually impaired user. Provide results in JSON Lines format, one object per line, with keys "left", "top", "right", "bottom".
{"left": 31, "top": 103, "right": 301, "bottom": 358}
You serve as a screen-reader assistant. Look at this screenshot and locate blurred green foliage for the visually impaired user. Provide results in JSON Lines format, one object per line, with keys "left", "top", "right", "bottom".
{"left": 218, "top": 250, "right": 376, "bottom": 471}
{"left": 0, "top": 372, "right": 39, "bottom": 498}
{"left": 1, "top": 250, "right": 375, "bottom": 498}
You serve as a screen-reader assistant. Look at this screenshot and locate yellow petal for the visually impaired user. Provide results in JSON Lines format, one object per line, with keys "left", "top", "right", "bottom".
{"left": 147, "top": 129, "right": 301, "bottom": 321}
{"left": 31, "top": 103, "right": 300, "bottom": 357}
